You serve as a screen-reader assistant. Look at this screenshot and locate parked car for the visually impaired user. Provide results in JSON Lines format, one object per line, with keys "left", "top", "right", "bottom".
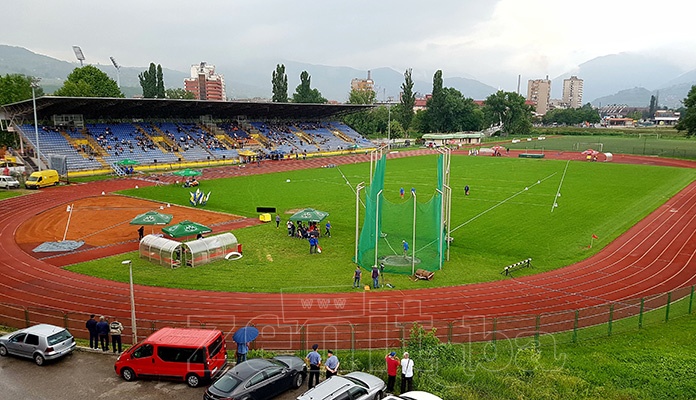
{"left": 0, "top": 175, "right": 20, "bottom": 189}
{"left": 204, "top": 355, "right": 307, "bottom": 400}
{"left": 296, "top": 371, "right": 386, "bottom": 400}
{"left": 115, "top": 327, "right": 227, "bottom": 387}
{"left": 25, "top": 169, "right": 59, "bottom": 189}
{"left": 0, "top": 323, "right": 76, "bottom": 366}
{"left": 384, "top": 391, "right": 443, "bottom": 400}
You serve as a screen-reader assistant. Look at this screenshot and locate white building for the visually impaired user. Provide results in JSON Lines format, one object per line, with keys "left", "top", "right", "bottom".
{"left": 563, "top": 76, "right": 583, "bottom": 109}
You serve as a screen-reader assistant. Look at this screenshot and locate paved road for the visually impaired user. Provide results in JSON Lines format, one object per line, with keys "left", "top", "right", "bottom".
{"left": 0, "top": 348, "right": 305, "bottom": 400}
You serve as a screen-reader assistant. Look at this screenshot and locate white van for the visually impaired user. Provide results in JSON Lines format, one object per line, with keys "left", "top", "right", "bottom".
{"left": 0, "top": 175, "right": 20, "bottom": 189}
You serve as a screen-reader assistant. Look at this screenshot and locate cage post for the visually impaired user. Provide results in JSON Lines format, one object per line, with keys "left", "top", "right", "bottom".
{"left": 354, "top": 182, "right": 364, "bottom": 264}
{"left": 689, "top": 286, "right": 694, "bottom": 315}
{"left": 665, "top": 292, "right": 671, "bottom": 322}
{"left": 638, "top": 298, "right": 644, "bottom": 328}
{"left": 608, "top": 304, "right": 614, "bottom": 336}
{"left": 411, "top": 191, "right": 417, "bottom": 275}
{"left": 374, "top": 190, "right": 383, "bottom": 269}
{"left": 572, "top": 310, "right": 579, "bottom": 343}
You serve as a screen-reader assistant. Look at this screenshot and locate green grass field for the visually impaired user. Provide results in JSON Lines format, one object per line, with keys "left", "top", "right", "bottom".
{"left": 505, "top": 133, "right": 696, "bottom": 159}
{"left": 65, "top": 155, "right": 696, "bottom": 293}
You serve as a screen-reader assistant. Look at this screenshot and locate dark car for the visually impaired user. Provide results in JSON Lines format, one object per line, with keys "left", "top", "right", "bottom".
{"left": 204, "top": 355, "right": 307, "bottom": 400}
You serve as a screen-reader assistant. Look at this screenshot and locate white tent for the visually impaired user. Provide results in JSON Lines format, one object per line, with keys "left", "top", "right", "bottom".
{"left": 139, "top": 234, "right": 183, "bottom": 268}
{"left": 185, "top": 233, "right": 238, "bottom": 267}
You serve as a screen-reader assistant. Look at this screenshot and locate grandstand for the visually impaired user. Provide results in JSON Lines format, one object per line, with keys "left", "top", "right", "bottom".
{"left": 1, "top": 97, "right": 375, "bottom": 174}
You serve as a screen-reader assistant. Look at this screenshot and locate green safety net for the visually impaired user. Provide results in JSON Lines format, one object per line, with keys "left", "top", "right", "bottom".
{"left": 356, "top": 154, "right": 446, "bottom": 274}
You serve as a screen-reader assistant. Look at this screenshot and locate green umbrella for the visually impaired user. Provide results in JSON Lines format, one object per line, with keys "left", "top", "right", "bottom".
{"left": 117, "top": 158, "right": 140, "bottom": 166}
{"left": 129, "top": 211, "right": 173, "bottom": 226}
{"left": 162, "top": 220, "right": 212, "bottom": 238}
{"left": 172, "top": 168, "right": 202, "bottom": 177}
{"left": 288, "top": 208, "right": 329, "bottom": 223}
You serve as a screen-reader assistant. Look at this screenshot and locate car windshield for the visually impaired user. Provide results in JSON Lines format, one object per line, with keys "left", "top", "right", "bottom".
{"left": 27, "top": 176, "right": 39, "bottom": 182}
{"left": 212, "top": 374, "right": 243, "bottom": 393}
{"left": 268, "top": 358, "right": 288, "bottom": 368}
{"left": 47, "top": 330, "right": 72, "bottom": 346}
{"left": 343, "top": 376, "right": 368, "bottom": 389}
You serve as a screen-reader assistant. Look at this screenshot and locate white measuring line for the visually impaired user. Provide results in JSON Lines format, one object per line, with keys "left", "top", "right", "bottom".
{"left": 551, "top": 160, "right": 570, "bottom": 213}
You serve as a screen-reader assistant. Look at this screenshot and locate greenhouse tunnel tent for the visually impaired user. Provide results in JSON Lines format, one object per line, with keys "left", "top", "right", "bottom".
{"left": 185, "top": 232, "right": 238, "bottom": 267}
{"left": 139, "top": 234, "right": 184, "bottom": 268}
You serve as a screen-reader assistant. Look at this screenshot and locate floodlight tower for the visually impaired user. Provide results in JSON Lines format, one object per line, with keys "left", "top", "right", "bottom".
{"left": 72, "top": 46, "right": 85, "bottom": 66}
{"left": 110, "top": 56, "right": 121, "bottom": 88}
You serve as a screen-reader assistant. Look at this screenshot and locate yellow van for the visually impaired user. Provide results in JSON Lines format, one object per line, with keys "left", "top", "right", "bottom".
{"left": 25, "top": 169, "right": 59, "bottom": 189}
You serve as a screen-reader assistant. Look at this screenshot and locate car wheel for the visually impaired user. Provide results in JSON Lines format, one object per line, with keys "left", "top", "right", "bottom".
{"left": 121, "top": 367, "right": 136, "bottom": 382}
{"left": 186, "top": 373, "right": 200, "bottom": 388}
{"left": 293, "top": 372, "right": 305, "bottom": 388}
{"left": 34, "top": 353, "right": 45, "bottom": 366}
{"left": 0, "top": 345, "right": 7, "bottom": 356}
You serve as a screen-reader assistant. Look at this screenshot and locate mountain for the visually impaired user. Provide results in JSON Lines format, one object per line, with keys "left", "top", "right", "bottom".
{"left": 1, "top": 45, "right": 497, "bottom": 103}
{"left": 591, "top": 87, "right": 653, "bottom": 108}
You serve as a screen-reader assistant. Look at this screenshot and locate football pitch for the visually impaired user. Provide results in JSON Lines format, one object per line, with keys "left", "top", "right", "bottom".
{"left": 66, "top": 154, "right": 696, "bottom": 293}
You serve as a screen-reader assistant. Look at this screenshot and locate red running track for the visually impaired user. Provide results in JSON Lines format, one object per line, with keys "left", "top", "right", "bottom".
{"left": 1, "top": 150, "right": 695, "bottom": 350}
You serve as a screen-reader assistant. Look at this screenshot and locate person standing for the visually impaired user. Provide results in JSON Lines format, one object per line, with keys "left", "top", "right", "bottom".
{"left": 85, "top": 314, "right": 98, "bottom": 349}
{"left": 400, "top": 187, "right": 405, "bottom": 198}
{"left": 287, "top": 220, "right": 294, "bottom": 236}
{"left": 306, "top": 344, "right": 322, "bottom": 389}
{"left": 325, "top": 350, "right": 339, "bottom": 379}
{"left": 275, "top": 214, "right": 281, "bottom": 229}
{"left": 109, "top": 317, "right": 124, "bottom": 353}
{"left": 385, "top": 351, "right": 400, "bottom": 393}
{"left": 353, "top": 266, "right": 362, "bottom": 288}
{"left": 400, "top": 352, "right": 414, "bottom": 393}
{"left": 236, "top": 341, "right": 249, "bottom": 364}
{"left": 402, "top": 240, "right": 409, "bottom": 258}
{"left": 309, "top": 236, "right": 318, "bottom": 254}
{"left": 137, "top": 225, "right": 144, "bottom": 241}
{"left": 324, "top": 220, "right": 331, "bottom": 237}
{"left": 96, "top": 316, "right": 110, "bottom": 352}
{"left": 464, "top": 185, "right": 470, "bottom": 196}
{"left": 371, "top": 265, "right": 380, "bottom": 289}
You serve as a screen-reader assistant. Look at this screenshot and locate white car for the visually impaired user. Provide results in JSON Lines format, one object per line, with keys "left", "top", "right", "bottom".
{"left": 0, "top": 175, "right": 20, "bottom": 189}
{"left": 297, "top": 371, "right": 386, "bottom": 400}
{"left": 385, "top": 391, "right": 443, "bottom": 400}
{"left": 0, "top": 324, "right": 76, "bottom": 365}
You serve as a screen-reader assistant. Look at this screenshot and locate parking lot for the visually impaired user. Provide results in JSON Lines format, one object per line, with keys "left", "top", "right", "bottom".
{"left": 0, "top": 348, "right": 304, "bottom": 400}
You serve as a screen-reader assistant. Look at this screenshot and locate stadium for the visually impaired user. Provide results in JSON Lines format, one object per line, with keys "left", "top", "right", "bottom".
{"left": 1, "top": 97, "right": 695, "bottom": 356}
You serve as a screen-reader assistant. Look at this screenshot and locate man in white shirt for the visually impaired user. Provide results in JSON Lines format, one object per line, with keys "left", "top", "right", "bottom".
{"left": 400, "top": 351, "right": 414, "bottom": 393}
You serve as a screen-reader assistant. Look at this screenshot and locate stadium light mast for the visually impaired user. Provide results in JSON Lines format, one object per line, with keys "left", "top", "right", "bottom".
{"left": 72, "top": 46, "right": 85, "bottom": 66}
{"left": 31, "top": 78, "right": 41, "bottom": 171}
{"left": 110, "top": 56, "right": 121, "bottom": 88}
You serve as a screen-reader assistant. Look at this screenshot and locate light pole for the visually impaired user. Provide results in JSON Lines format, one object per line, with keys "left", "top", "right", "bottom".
{"left": 387, "top": 104, "right": 391, "bottom": 150}
{"left": 110, "top": 56, "right": 121, "bottom": 89}
{"left": 122, "top": 260, "right": 137, "bottom": 343}
{"left": 31, "top": 78, "right": 41, "bottom": 171}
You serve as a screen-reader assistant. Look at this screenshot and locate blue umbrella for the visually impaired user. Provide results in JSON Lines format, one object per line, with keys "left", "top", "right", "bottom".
{"left": 233, "top": 326, "right": 259, "bottom": 343}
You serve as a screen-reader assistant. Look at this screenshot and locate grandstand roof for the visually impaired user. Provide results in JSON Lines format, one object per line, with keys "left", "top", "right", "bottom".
{"left": 1, "top": 97, "right": 373, "bottom": 121}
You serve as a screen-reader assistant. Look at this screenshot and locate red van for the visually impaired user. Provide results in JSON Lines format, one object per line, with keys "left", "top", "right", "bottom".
{"left": 115, "top": 327, "right": 227, "bottom": 387}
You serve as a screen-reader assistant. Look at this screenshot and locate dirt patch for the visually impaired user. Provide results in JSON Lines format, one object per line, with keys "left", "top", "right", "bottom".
{"left": 16, "top": 194, "right": 244, "bottom": 248}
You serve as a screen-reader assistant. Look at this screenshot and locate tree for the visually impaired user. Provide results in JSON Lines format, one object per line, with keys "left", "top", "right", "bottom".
{"left": 676, "top": 85, "right": 696, "bottom": 137}
{"left": 292, "top": 71, "right": 327, "bottom": 103}
{"left": 271, "top": 64, "right": 288, "bottom": 102}
{"left": 348, "top": 88, "right": 375, "bottom": 104}
{"left": 165, "top": 88, "right": 195, "bottom": 99}
{"left": 54, "top": 65, "right": 123, "bottom": 98}
{"left": 139, "top": 63, "right": 158, "bottom": 98}
{"left": 648, "top": 95, "right": 658, "bottom": 118}
{"left": 0, "top": 74, "right": 43, "bottom": 105}
{"left": 156, "top": 64, "right": 165, "bottom": 98}
{"left": 482, "top": 90, "right": 532, "bottom": 135}
{"left": 399, "top": 68, "right": 416, "bottom": 130}
{"left": 427, "top": 70, "right": 447, "bottom": 132}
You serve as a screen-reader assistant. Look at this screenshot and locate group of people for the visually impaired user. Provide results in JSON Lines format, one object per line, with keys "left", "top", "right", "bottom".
{"left": 85, "top": 314, "right": 124, "bottom": 353}
{"left": 282, "top": 217, "right": 332, "bottom": 254}
{"left": 304, "top": 343, "right": 415, "bottom": 394}
{"left": 304, "top": 344, "right": 341, "bottom": 389}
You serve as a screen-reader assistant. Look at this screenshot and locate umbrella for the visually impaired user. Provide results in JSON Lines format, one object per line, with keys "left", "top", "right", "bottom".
{"left": 172, "top": 168, "right": 202, "bottom": 177}
{"left": 129, "top": 211, "right": 173, "bottom": 226}
{"left": 162, "top": 220, "right": 212, "bottom": 238}
{"left": 117, "top": 158, "right": 140, "bottom": 166}
{"left": 233, "top": 326, "right": 259, "bottom": 344}
{"left": 289, "top": 208, "right": 329, "bottom": 223}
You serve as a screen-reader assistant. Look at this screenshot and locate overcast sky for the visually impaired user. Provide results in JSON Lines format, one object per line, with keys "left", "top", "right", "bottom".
{"left": 5, "top": 0, "right": 695, "bottom": 90}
